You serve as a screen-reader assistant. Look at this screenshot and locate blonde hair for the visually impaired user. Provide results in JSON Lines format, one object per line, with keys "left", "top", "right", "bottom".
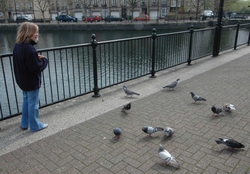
{"left": 16, "top": 22, "right": 39, "bottom": 44}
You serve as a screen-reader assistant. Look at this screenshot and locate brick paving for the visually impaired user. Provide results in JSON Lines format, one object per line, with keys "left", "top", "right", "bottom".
{"left": 0, "top": 50, "right": 250, "bottom": 173}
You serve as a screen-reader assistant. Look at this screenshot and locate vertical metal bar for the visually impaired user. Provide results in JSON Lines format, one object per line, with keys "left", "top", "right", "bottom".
{"left": 234, "top": 22, "right": 240, "bottom": 50}
{"left": 0, "top": 56, "right": 12, "bottom": 116}
{"left": 9, "top": 56, "right": 19, "bottom": 113}
{"left": 53, "top": 50, "right": 60, "bottom": 101}
{"left": 65, "top": 49, "right": 71, "bottom": 97}
{"left": 59, "top": 49, "right": 65, "bottom": 99}
{"left": 71, "top": 48, "right": 76, "bottom": 95}
{"left": 212, "top": 0, "right": 224, "bottom": 57}
{"left": 46, "top": 51, "right": 53, "bottom": 103}
{"left": 150, "top": 28, "right": 157, "bottom": 78}
{"left": 91, "top": 34, "right": 101, "bottom": 97}
{"left": 248, "top": 29, "right": 250, "bottom": 46}
{"left": 187, "top": 25, "right": 194, "bottom": 65}
{"left": 76, "top": 47, "right": 81, "bottom": 94}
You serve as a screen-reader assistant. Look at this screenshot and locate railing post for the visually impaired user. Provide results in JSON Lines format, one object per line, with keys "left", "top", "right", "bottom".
{"left": 187, "top": 25, "right": 194, "bottom": 65}
{"left": 248, "top": 29, "right": 250, "bottom": 46}
{"left": 91, "top": 34, "right": 101, "bottom": 97}
{"left": 234, "top": 21, "right": 240, "bottom": 50}
{"left": 212, "top": 0, "right": 224, "bottom": 57}
{"left": 150, "top": 28, "right": 157, "bottom": 78}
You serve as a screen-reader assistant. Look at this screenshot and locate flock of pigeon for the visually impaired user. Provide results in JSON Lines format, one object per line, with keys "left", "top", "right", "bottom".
{"left": 112, "top": 79, "right": 245, "bottom": 168}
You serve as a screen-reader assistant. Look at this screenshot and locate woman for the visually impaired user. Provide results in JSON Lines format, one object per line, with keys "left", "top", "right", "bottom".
{"left": 13, "top": 22, "right": 48, "bottom": 132}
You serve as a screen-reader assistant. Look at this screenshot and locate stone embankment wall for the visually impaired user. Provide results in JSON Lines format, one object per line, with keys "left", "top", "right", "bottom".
{"left": 0, "top": 21, "right": 209, "bottom": 31}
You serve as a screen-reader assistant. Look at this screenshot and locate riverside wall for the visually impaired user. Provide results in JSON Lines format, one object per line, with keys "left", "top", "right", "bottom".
{"left": 0, "top": 21, "right": 209, "bottom": 31}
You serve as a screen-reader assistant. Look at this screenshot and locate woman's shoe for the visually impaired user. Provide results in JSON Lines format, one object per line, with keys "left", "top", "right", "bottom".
{"left": 30, "top": 124, "right": 48, "bottom": 132}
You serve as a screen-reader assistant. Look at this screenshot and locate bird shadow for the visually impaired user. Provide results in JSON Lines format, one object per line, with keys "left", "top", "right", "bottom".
{"left": 212, "top": 146, "right": 244, "bottom": 154}
{"left": 109, "top": 137, "right": 121, "bottom": 144}
{"left": 152, "top": 162, "right": 180, "bottom": 171}
{"left": 121, "top": 96, "right": 137, "bottom": 100}
{"left": 160, "top": 135, "right": 174, "bottom": 143}
{"left": 137, "top": 135, "right": 161, "bottom": 143}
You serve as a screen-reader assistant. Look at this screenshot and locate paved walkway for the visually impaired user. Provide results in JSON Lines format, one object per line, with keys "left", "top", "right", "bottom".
{"left": 0, "top": 46, "right": 250, "bottom": 173}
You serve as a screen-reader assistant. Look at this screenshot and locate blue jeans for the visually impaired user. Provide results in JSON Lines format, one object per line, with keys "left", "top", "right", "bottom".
{"left": 21, "top": 89, "right": 45, "bottom": 131}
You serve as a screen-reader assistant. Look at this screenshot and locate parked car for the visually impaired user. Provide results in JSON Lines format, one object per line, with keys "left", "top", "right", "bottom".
{"left": 83, "top": 15, "right": 101, "bottom": 22}
{"left": 133, "top": 14, "right": 150, "bottom": 21}
{"left": 57, "top": 15, "right": 78, "bottom": 22}
{"left": 229, "top": 13, "right": 246, "bottom": 19}
{"left": 105, "top": 15, "right": 124, "bottom": 22}
{"left": 201, "top": 10, "right": 214, "bottom": 17}
{"left": 16, "top": 16, "right": 29, "bottom": 22}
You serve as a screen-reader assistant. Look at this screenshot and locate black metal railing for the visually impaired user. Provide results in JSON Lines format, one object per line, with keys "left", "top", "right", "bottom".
{"left": 1, "top": 23, "right": 250, "bottom": 120}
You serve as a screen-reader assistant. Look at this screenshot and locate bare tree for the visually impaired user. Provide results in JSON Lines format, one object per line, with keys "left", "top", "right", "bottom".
{"left": 208, "top": 0, "right": 239, "bottom": 14}
{"left": 189, "top": 0, "right": 204, "bottom": 20}
{"left": 126, "top": 0, "right": 137, "bottom": 22}
{"left": 33, "top": 0, "right": 50, "bottom": 21}
{"left": 0, "top": 0, "right": 10, "bottom": 22}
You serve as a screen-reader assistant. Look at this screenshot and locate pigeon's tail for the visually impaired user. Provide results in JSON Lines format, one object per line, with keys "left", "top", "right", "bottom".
{"left": 133, "top": 92, "right": 140, "bottom": 95}
{"left": 200, "top": 97, "right": 207, "bottom": 101}
{"left": 215, "top": 138, "right": 224, "bottom": 144}
{"left": 169, "top": 158, "right": 180, "bottom": 168}
{"left": 154, "top": 127, "right": 164, "bottom": 132}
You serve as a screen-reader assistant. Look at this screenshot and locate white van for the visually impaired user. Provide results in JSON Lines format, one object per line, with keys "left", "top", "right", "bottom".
{"left": 202, "top": 10, "right": 214, "bottom": 17}
{"left": 24, "top": 14, "right": 34, "bottom": 21}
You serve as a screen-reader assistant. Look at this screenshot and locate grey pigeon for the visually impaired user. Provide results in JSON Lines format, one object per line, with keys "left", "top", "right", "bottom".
{"left": 158, "top": 144, "right": 180, "bottom": 168}
{"left": 142, "top": 126, "right": 164, "bottom": 136}
{"left": 190, "top": 92, "right": 207, "bottom": 102}
{"left": 163, "top": 78, "right": 180, "bottom": 90}
{"left": 215, "top": 138, "right": 245, "bottom": 151}
{"left": 223, "top": 103, "right": 236, "bottom": 111}
{"left": 123, "top": 85, "right": 140, "bottom": 97}
{"left": 211, "top": 106, "right": 225, "bottom": 116}
{"left": 122, "top": 103, "right": 131, "bottom": 113}
{"left": 164, "top": 127, "right": 174, "bottom": 138}
{"left": 113, "top": 127, "right": 122, "bottom": 140}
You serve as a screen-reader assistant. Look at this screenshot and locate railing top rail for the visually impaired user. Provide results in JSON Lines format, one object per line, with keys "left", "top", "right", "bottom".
{"left": 97, "top": 35, "right": 152, "bottom": 44}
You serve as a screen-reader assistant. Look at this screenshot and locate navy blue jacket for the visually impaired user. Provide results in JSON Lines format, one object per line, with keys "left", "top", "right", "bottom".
{"left": 13, "top": 40, "right": 48, "bottom": 91}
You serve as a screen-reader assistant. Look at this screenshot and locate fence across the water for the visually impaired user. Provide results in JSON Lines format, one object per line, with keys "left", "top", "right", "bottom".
{"left": 1, "top": 23, "right": 250, "bottom": 120}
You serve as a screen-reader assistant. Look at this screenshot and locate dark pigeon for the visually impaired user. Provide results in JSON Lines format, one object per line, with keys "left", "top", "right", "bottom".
{"left": 215, "top": 138, "right": 245, "bottom": 151}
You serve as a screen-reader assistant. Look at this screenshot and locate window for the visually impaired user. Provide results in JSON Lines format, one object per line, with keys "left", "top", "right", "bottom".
{"left": 102, "top": 0, "right": 106, "bottom": 5}
{"left": 141, "top": 0, "right": 146, "bottom": 5}
{"left": 162, "top": 0, "right": 167, "bottom": 5}
{"left": 152, "top": 0, "right": 157, "bottom": 5}
{"left": 112, "top": 0, "right": 117, "bottom": 6}
{"left": 75, "top": 4, "right": 81, "bottom": 8}
{"left": 161, "top": 8, "right": 168, "bottom": 17}
{"left": 121, "top": 0, "right": 126, "bottom": 6}
{"left": 102, "top": 9, "right": 108, "bottom": 18}
{"left": 171, "top": 0, "right": 180, "bottom": 7}
{"left": 93, "top": 0, "right": 98, "bottom": 6}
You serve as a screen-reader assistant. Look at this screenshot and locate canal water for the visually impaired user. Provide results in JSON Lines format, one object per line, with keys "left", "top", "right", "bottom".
{"left": 1, "top": 30, "right": 170, "bottom": 54}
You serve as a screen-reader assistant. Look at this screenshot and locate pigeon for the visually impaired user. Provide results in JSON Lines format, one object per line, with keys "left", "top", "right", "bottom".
{"left": 223, "top": 103, "right": 236, "bottom": 111}
{"left": 215, "top": 138, "right": 245, "bottom": 151}
{"left": 122, "top": 103, "right": 131, "bottom": 113}
{"left": 163, "top": 78, "right": 180, "bottom": 90}
{"left": 113, "top": 127, "right": 122, "bottom": 140}
{"left": 158, "top": 144, "right": 180, "bottom": 168}
{"left": 190, "top": 92, "right": 207, "bottom": 102}
{"left": 164, "top": 127, "right": 174, "bottom": 138}
{"left": 123, "top": 85, "right": 140, "bottom": 97}
{"left": 211, "top": 106, "right": 225, "bottom": 116}
{"left": 142, "top": 126, "right": 164, "bottom": 136}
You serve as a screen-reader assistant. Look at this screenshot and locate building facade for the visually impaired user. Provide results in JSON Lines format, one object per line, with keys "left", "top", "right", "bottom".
{"left": 1, "top": 0, "right": 186, "bottom": 21}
